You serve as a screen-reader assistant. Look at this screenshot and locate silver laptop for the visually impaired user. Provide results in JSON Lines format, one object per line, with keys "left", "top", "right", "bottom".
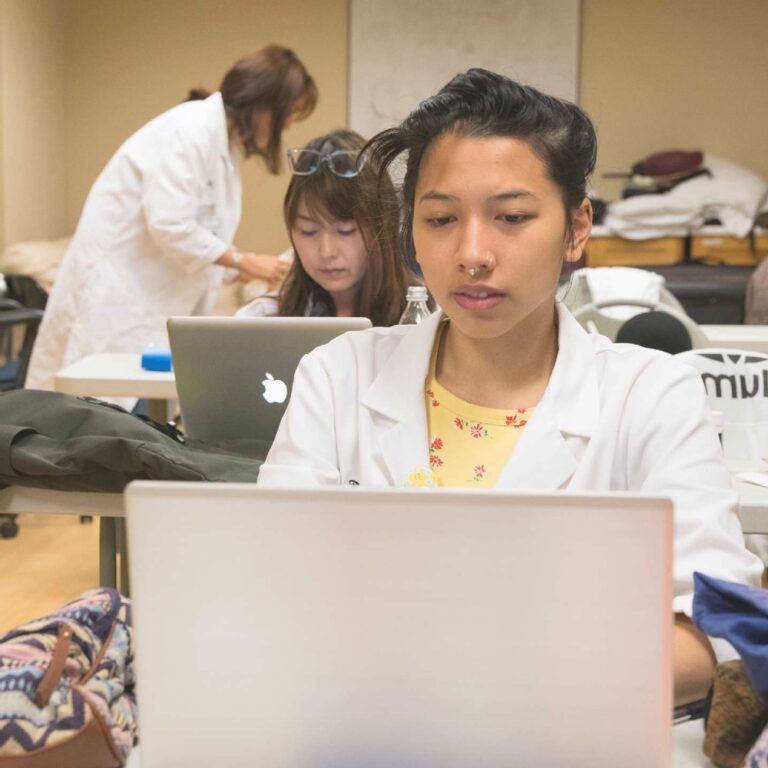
{"left": 167, "top": 316, "right": 371, "bottom": 442}
{"left": 126, "top": 482, "right": 673, "bottom": 768}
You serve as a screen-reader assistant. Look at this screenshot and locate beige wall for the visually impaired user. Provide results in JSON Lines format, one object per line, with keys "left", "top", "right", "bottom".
{"left": 1, "top": 0, "right": 767, "bottom": 253}
{"left": 63, "top": 0, "right": 348, "bottom": 254}
{"left": 0, "top": 0, "right": 66, "bottom": 247}
{"left": 581, "top": 0, "right": 768, "bottom": 201}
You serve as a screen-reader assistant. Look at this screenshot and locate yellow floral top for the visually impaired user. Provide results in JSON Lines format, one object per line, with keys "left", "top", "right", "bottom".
{"left": 424, "top": 330, "right": 534, "bottom": 488}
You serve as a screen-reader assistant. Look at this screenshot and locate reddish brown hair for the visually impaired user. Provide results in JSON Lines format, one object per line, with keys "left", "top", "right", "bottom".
{"left": 220, "top": 45, "right": 317, "bottom": 173}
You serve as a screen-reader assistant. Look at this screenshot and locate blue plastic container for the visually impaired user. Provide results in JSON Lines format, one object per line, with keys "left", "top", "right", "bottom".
{"left": 141, "top": 346, "right": 172, "bottom": 372}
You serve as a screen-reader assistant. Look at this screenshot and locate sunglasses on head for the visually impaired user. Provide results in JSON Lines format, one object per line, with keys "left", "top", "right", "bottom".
{"left": 286, "top": 148, "right": 367, "bottom": 178}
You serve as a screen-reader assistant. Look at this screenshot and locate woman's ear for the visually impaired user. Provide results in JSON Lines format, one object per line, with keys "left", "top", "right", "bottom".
{"left": 565, "top": 198, "right": 593, "bottom": 264}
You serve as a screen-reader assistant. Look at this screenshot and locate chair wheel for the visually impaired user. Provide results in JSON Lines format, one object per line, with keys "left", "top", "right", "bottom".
{"left": 0, "top": 516, "right": 19, "bottom": 539}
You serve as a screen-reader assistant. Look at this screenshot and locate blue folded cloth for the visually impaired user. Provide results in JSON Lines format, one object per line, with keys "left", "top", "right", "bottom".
{"left": 693, "top": 571, "right": 768, "bottom": 702}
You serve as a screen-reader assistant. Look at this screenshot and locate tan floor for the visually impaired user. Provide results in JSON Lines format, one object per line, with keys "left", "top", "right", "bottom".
{"left": 0, "top": 514, "right": 100, "bottom": 634}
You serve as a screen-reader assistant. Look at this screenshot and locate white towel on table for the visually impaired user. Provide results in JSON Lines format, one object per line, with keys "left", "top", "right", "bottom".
{"left": 605, "top": 155, "right": 768, "bottom": 239}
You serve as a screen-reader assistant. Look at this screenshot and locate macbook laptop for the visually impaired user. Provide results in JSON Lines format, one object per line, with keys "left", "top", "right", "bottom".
{"left": 167, "top": 315, "right": 371, "bottom": 442}
{"left": 126, "top": 482, "right": 674, "bottom": 768}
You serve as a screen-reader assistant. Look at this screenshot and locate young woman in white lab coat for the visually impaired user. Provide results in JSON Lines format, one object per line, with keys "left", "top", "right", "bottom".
{"left": 237, "top": 129, "right": 408, "bottom": 324}
{"left": 27, "top": 46, "right": 316, "bottom": 396}
{"left": 258, "top": 69, "right": 763, "bottom": 705}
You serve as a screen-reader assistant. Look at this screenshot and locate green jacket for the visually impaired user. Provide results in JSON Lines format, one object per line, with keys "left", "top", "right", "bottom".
{"left": 0, "top": 390, "right": 268, "bottom": 492}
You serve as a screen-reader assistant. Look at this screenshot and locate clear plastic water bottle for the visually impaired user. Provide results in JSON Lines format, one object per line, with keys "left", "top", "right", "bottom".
{"left": 398, "top": 286, "right": 432, "bottom": 325}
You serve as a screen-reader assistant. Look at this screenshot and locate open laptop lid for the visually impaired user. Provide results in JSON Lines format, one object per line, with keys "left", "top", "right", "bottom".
{"left": 126, "top": 482, "right": 673, "bottom": 768}
{"left": 167, "top": 315, "right": 371, "bottom": 442}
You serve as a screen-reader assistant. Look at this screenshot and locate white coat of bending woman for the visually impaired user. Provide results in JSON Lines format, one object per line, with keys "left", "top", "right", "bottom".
{"left": 26, "top": 46, "right": 316, "bottom": 407}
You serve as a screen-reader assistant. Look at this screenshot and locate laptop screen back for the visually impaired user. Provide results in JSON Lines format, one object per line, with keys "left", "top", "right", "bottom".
{"left": 126, "top": 482, "right": 673, "bottom": 768}
{"left": 168, "top": 315, "right": 371, "bottom": 442}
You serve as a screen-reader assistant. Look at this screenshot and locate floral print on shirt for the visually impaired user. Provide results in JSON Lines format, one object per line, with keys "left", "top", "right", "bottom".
{"left": 422, "top": 324, "right": 533, "bottom": 487}
{"left": 426, "top": 392, "right": 532, "bottom": 485}
{"left": 429, "top": 436, "right": 444, "bottom": 468}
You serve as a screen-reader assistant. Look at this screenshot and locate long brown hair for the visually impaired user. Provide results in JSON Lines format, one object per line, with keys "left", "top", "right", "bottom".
{"left": 279, "top": 129, "right": 407, "bottom": 326}
{"left": 220, "top": 46, "right": 317, "bottom": 173}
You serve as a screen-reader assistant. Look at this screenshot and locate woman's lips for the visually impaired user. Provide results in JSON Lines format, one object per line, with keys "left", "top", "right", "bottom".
{"left": 452, "top": 287, "right": 505, "bottom": 311}
{"left": 318, "top": 268, "right": 347, "bottom": 278}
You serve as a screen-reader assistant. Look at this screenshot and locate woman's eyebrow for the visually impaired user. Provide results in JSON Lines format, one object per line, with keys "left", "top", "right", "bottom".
{"left": 492, "top": 190, "right": 538, "bottom": 201}
{"left": 295, "top": 213, "right": 318, "bottom": 222}
{"left": 418, "top": 189, "right": 538, "bottom": 203}
{"left": 418, "top": 191, "right": 457, "bottom": 203}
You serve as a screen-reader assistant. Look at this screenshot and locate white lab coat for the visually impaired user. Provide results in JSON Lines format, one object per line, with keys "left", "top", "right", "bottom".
{"left": 260, "top": 304, "right": 764, "bottom": 632}
{"left": 235, "top": 292, "right": 280, "bottom": 318}
{"left": 27, "top": 92, "right": 242, "bottom": 392}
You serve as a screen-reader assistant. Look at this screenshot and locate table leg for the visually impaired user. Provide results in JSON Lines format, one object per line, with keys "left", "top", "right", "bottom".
{"left": 115, "top": 518, "right": 131, "bottom": 597}
{"left": 99, "top": 517, "right": 117, "bottom": 588}
{"left": 147, "top": 399, "right": 167, "bottom": 423}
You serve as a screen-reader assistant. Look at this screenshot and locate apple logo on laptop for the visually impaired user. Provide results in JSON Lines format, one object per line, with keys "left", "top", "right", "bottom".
{"left": 261, "top": 372, "right": 288, "bottom": 404}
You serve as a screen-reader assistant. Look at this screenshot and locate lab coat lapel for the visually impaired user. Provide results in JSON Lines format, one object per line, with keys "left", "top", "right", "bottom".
{"left": 496, "top": 305, "right": 600, "bottom": 491}
{"left": 361, "top": 312, "right": 445, "bottom": 485}
{"left": 494, "top": 405, "right": 579, "bottom": 490}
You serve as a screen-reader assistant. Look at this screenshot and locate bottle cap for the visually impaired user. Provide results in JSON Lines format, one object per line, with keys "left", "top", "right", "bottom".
{"left": 406, "top": 286, "right": 428, "bottom": 301}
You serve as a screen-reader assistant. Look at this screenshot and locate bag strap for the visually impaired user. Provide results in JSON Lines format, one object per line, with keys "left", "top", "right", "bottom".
{"left": 34, "top": 622, "right": 72, "bottom": 707}
{"left": 79, "top": 620, "right": 116, "bottom": 686}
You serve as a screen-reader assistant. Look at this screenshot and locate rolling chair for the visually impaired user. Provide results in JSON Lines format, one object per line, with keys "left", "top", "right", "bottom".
{"left": 558, "top": 267, "right": 687, "bottom": 316}
{"left": 0, "top": 273, "right": 47, "bottom": 389}
{"left": 571, "top": 298, "right": 711, "bottom": 348}
{"left": 0, "top": 274, "right": 46, "bottom": 538}
{"left": 560, "top": 267, "right": 709, "bottom": 349}
{"left": 0, "top": 303, "right": 44, "bottom": 391}
{"left": 614, "top": 310, "right": 694, "bottom": 354}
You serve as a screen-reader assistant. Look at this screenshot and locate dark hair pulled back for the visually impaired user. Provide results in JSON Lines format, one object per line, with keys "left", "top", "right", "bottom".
{"left": 365, "top": 68, "right": 597, "bottom": 264}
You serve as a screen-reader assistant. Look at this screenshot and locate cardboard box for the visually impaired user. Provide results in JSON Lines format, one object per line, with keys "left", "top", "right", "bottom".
{"left": 690, "top": 226, "right": 768, "bottom": 266}
{"left": 585, "top": 233, "right": 684, "bottom": 267}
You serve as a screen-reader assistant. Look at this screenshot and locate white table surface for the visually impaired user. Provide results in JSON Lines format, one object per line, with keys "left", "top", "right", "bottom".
{"left": 729, "top": 461, "right": 768, "bottom": 534}
{"left": 701, "top": 325, "right": 768, "bottom": 355}
{"left": 0, "top": 486, "right": 123, "bottom": 517}
{"left": 673, "top": 720, "right": 717, "bottom": 767}
{"left": 54, "top": 353, "right": 176, "bottom": 400}
{"left": 1, "top": 471, "right": 763, "bottom": 529}
{"left": 735, "top": 478, "right": 768, "bottom": 534}
{"left": 124, "top": 719, "right": 713, "bottom": 767}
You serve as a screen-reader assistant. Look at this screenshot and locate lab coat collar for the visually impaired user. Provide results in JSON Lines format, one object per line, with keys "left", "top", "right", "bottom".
{"left": 360, "top": 312, "right": 442, "bottom": 485}
{"left": 545, "top": 302, "right": 601, "bottom": 440}
{"left": 494, "top": 303, "right": 600, "bottom": 490}
{"left": 208, "top": 91, "right": 235, "bottom": 163}
{"left": 362, "top": 310, "right": 443, "bottom": 422}
{"left": 361, "top": 303, "right": 601, "bottom": 490}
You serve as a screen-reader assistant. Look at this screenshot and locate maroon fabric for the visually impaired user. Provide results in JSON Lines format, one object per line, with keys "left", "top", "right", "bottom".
{"left": 641, "top": 150, "right": 704, "bottom": 178}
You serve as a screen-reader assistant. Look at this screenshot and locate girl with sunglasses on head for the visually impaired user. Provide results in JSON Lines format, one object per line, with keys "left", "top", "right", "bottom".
{"left": 258, "top": 69, "right": 763, "bottom": 706}
{"left": 237, "top": 129, "right": 408, "bottom": 324}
